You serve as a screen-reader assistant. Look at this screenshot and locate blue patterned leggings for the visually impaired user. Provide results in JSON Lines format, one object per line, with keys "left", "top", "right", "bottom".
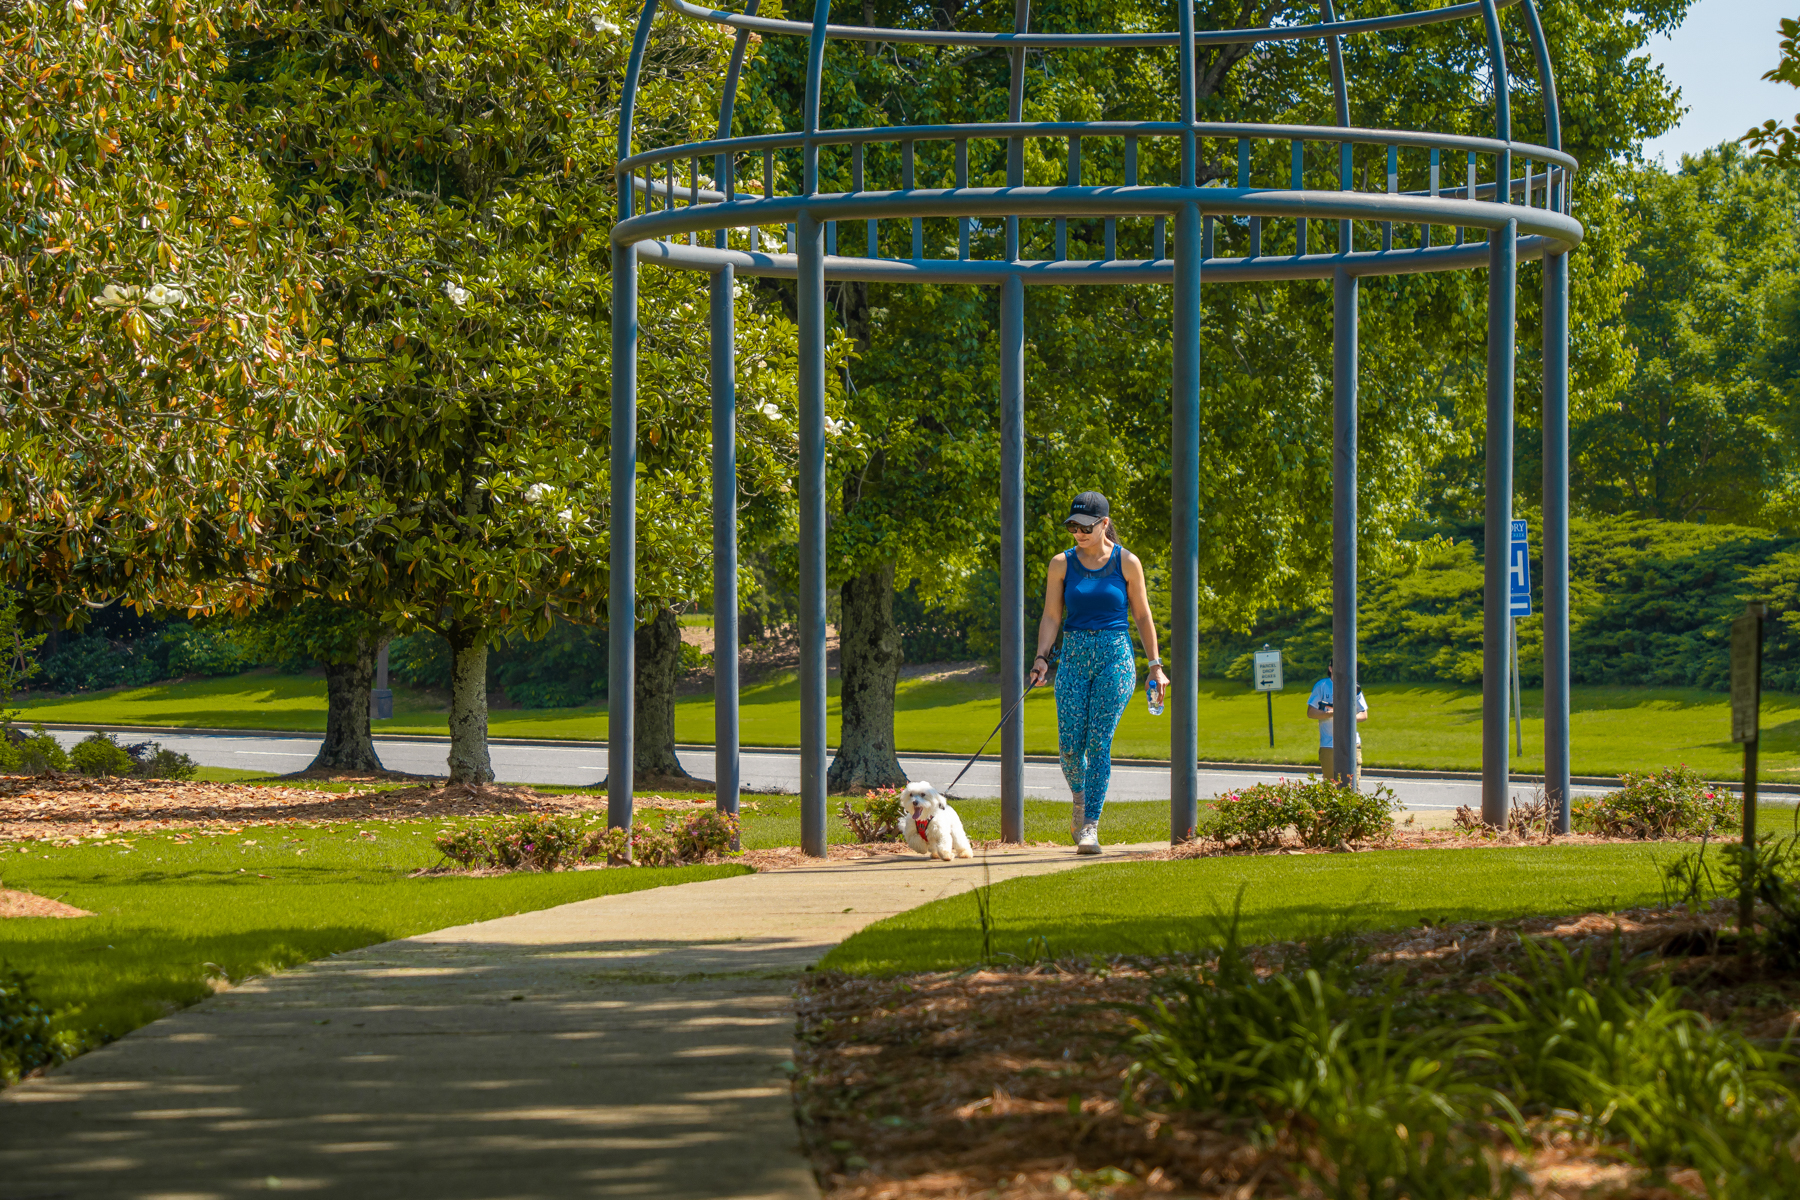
{"left": 1055, "top": 630, "right": 1137, "bottom": 822}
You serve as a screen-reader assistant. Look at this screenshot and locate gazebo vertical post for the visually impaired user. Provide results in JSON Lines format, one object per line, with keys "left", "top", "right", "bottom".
{"left": 1169, "top": 0, "right": 1199, "bottom": 843}
{"left": 999, "top": 276, "right": 1026, "bottom": 842}
{"left": 711, "top": 264, "right": 740, "bottom": 841}
{"left": 797, "top": 215, "right": 826, "bottom": 856}
{"left": 1543, "top": 227, "right": 1570, "bottom": 832}
{"left": 609, "top": 246, "right": 638, "bottom": 833}
{"left": 1331, "top": 264, "right": 1358, "bottom": 788}
{"left": 609, "top": 0, "right": 659, "bottom": 835}
{"left": 1483, "top": 218, "right": 1518, "bottom": 827}
{"left": 1522, "top": 0, "right": 1572, "bottom": 832}
{"left": 999, "top": 0, "right": 1031, "bottom": 845}
{"left": 1481, "top": 0, "right": 1515, "bottom": 829}
{"left": 1171, "top": 201, "right": 1202, "bottom": 842}
{"left": 797, "top": 0, "right": 831, "bottom": 857}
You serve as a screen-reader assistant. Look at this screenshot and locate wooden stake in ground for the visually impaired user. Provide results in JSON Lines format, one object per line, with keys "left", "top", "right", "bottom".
{"left": 1731, "top": 601, "right": 1764, "bottom": 959}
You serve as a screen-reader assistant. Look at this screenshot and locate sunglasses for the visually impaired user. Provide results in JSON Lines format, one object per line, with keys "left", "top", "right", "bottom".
{"left": 1066, "top": 520, "right": 1102, "bottom": 534}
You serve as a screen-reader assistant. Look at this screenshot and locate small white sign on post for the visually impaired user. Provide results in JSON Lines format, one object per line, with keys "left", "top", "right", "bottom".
{"left": 1253, "top": 649, "right": 1284, "bottom": 693}
{"left": 1252, "top": 647, "right": 1283, "bottom": 748}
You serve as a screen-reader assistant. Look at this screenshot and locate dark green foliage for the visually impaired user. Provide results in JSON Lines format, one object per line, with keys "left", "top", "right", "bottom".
{"left": 1573, "top": 765, "right": 1737, "bottom": 839}
{"left": 1201, "top": 516, "right": 1800, "bottom": 691}
{"left": 0, "top": 725, "right": 70, "bottom": 774}
{"left": 390, "top": 619, "right": 610, "bottom": 708}
{"left": 38, "top": 623, "right": 255, "bottom": 694}
{"left": 894, "top": 584, "right": 972, "bottom": 664}
{"left": 65, "top": 732, "right": 198, "bottom": 781}
{"left": 0, "top": 965, "right": 82, "bottom": 1086}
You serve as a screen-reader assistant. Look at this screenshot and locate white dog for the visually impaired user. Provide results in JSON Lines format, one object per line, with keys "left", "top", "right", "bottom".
{"left": 901, "top": 781, "right": 974, "bottom": 861}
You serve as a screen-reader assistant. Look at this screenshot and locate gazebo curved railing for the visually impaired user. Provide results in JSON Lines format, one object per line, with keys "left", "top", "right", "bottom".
{"left": 608, "top": 0, "right": 1578, "bottom": 853}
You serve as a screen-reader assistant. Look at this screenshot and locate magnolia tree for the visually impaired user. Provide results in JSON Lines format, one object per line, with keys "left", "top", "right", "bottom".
{"left": 238, "top": 0, "right": 821, "bottom": 782}
{"left": 0, "top": 0, "right": 334, "bottom": 627}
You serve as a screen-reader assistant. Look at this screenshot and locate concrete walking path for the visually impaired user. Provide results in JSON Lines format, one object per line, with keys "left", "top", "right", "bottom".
{"left": 0, "top": 842, "right": 1159, "bottom": 1199}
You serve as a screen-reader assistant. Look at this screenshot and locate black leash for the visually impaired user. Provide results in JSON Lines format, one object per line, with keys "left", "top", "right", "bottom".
{"left": 941, "top": 649, "right": 1054, "bottom": 797}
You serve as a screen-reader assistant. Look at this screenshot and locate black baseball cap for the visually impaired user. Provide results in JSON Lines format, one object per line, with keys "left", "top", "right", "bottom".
{"left": 1066, "top": 491, "right": 1109, "bottom": 527}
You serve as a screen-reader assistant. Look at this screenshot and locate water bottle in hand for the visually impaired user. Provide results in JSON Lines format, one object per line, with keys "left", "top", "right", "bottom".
{"left": 1147, "top": 679, "right": 1165, "bottom": 717}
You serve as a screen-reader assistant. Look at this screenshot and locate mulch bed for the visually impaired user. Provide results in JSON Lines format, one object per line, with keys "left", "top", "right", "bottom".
{"left": 794, "top": 901, "right": 1800, "bottom": 1200}
{"left": 0, "top": 773, "right": 572, "bottom": 843}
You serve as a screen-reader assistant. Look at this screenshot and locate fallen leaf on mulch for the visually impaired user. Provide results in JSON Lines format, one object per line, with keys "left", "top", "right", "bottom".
{"left": 0, "top": 773, "right": 572, "bottom": 842}
{"left": 0, "top": 887, "right": 91, "bottom": 918}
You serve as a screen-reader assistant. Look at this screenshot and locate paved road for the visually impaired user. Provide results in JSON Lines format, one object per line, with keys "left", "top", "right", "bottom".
{"left": 46, "top": 728, "right": 1611, "bottom": 813}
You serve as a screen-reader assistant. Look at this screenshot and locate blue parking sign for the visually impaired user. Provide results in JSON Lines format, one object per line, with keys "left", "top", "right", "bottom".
{"left": 1509, "top": 519, "right": 1531, "bottom": 618}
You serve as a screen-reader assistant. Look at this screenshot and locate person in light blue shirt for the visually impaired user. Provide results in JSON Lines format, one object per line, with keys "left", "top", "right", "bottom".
{"left": 1305, "top": 659, "right": 1368, "bottom": 780}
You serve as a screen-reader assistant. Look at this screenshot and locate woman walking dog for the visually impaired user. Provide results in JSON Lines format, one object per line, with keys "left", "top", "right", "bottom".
{"left": 1028, "top": 492, "right": 1171, "bottom": 854}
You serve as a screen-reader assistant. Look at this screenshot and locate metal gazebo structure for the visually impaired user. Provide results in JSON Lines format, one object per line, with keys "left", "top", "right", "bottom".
{"left": 609, "top": 0, "right": 1582, "bottom": 852}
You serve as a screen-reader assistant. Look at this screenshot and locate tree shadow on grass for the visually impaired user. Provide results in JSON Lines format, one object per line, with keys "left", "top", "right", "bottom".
{"left": 1, "top": 932, "right": 813, "bottom": 1200}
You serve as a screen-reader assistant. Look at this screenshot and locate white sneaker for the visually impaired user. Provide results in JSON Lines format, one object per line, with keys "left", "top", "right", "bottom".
{"left": 1076, "top": 822, "right": 1101, "bottom": 855}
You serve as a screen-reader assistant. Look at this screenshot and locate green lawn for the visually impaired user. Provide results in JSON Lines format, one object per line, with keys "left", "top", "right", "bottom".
{"left": 0, "top": 824, "right": 746, "bottom": 1047}
{"left": 820, "top": 842, "right": 1696, "bottom": 975}
{"left": 15, "top": 669, "right": 1800, "bottom": 780}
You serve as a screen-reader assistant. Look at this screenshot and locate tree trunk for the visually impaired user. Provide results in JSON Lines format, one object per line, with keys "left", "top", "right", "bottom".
{"left": 306, "top": 634, "right": 384, "bottom": 773}
{"left": 446, "top": 623, "right": 494, "bottom": 783}
{"left": 828, "top": 564, "right": 908, "bottom": 792}
{"left": 634, "top": 605, "right": 696, "bottom": 781}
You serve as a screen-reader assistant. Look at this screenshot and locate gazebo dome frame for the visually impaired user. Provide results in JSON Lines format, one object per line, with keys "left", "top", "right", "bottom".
{"left": 609, "top": 0, "right": 1580, "bottom": 852}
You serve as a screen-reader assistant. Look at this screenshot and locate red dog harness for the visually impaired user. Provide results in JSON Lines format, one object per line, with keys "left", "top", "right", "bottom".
{"left": 914, "top": 817, "right": 931, "bottom": 840}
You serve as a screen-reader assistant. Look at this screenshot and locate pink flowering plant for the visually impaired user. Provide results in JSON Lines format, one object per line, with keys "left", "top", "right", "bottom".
{"left": 1571, "top": 764, "right": 1737, "bottom": 839}
{"left": 837, "top": 788, "right": 906, "bottom": 842}
{"left": 435, "top": 808, "right": 740, "bottom": 871}
{"left": 1207, "top": 776, "right": 1403, "bottom": 850}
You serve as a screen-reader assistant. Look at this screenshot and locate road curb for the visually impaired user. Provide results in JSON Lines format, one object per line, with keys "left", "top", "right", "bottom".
{"left": 25, "top": 721, "right": 1800, "bottom": 796}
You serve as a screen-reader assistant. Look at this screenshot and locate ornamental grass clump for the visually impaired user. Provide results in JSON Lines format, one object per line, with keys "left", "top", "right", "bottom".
{"left": 1478, "top": 938, "right": 1800, "bottom": 1196}
{"left": 1207, "top": 776, "right": 1402, "bottom": 850}
{"left": 1573, "top": 764, "right": 1735, "bottom": 839}
{"left": 1121, "top": 922, "right": 1520, "bottom": 1199}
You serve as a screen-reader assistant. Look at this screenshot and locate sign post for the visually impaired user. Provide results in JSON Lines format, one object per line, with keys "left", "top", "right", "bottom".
{"left": 1508, "top": 520, "right": 1531, "bottom": 758}
{"left": 1252, "top": 646, "right": 1283, "bottom": 749}
{"left": 1731, "top": 603, "right": 1764, "bottom": 955}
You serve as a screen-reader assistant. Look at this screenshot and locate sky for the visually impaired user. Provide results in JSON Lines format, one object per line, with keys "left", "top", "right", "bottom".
{"left": 1640, "top": 0, "right": 1795, "bottom": 163}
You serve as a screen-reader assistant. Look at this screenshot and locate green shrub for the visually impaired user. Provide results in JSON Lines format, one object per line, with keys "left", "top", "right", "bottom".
{"left": 435, "top": 809, "right": 740, "bottom": 871}
{"left": 1, "top": 965, "right": 82, "bottom": 1086}
{"left": 1572, "top": 764, "right": 1736, "bottom": 838}
{"left": 838, "top": 788, "right": 905, "bottom": 842}
{"left": 126, "top": 742, "right": 199, "bottom": 781}
{"left": 0, "top": 724, "right": 70, "bottom": 774}
{"left": 69, "top": 732, "right": 135, "bottom": 777}
{"left": 670, "top": 808, "right": 738, "bottom": 858}
{"left": 435, "top": 814, "right": 588, "bottom": 871}
{"left": 1207, "top": 776, "right": 1402, "bottom": 849}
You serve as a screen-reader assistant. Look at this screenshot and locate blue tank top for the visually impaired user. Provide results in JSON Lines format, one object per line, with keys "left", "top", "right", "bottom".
{"left": 1063, "top": 544, "right": 1131, "bottom": 632}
